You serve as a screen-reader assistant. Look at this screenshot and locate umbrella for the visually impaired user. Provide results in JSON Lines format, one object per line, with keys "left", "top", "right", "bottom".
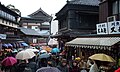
{"left": 51, "top": 48, "right": 60, "bottom": 53}
{"left": 41, "top": 46, "right": 52, "bottom": 52}
{"left": 16, "top": 50, "right": 35, "bottom": 60}
{"left": 25, "top": 48, "right": 39, "bottom": 52}
{"left": 2, "top": 57, "right": 17, "bottom": 66}
{"left": 40, "top": 50, "right": 47, "bottom": 54}
{"left": 48, "top": 38, "right": 58, "bottom": 45}
{"left": 12, "top": 49, "right": 18, "bottom": 53}
{"left": 36, "top": 67, "right": 61, "bottom": 72}
{"left": 39, "top": 53, "right": 50, "bottom": 59}
{"left": 89, "top": 53, "right": 116, "bottom": 62}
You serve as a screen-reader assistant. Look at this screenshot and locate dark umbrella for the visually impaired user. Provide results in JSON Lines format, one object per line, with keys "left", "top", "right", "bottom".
{"left": 39, "top": 53, "right": 50, "bottom": 59}
{"left": 36, "top": 67, "right": 61, "bottom": 72}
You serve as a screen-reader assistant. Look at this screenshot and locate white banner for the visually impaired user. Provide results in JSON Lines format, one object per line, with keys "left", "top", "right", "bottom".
{"left": 108, "top": 21, "right": 120, "bottom": 34}
{"left": 96, "top": 23, "right": 108, "bottom": 34}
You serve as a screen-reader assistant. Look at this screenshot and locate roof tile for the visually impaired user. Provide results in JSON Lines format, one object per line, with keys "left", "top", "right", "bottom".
{"left": 69, "top": 0, "right": 100, "bottom": 6}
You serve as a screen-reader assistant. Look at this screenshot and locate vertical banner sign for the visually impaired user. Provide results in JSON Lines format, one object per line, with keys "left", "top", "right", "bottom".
{"left": 108, "top": 21, "right": 120, "bottom": 34}
{"left": 96, "top": 23, "right": 108, "bottom": 34}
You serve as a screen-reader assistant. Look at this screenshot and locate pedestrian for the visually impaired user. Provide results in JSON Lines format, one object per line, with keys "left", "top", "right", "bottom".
{"left": 27, "top": 58, "right": 38, "bottom": 72}
{"left": 89, "top": 60, "right": 99, "bottom": 72}
{"left": 38, "top": 58, "right": 48, "bottom": 68}
{"left": 57, "top": 59, "right": 69, "bottom": 72}
{"left": 69, "top": 60, "right": 80, "bottom": 72}
{"left": 16, "top": 60, "right": 28, "bottom": 72}
{"left": 87, "top": 59, "right": 93, "bottom": 68}
{"left": 79, "top": 59, "right": 87, "bottom": 72}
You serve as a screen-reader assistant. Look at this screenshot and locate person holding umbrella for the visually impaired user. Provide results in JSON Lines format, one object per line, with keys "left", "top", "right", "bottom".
{"left": 27, "top": 58, "right": 38, "bottom": 72}
{"left": 16, "top": 60, "right": 28, "bottom": 72}
{"left": 57, "top": 59, "right": 69, "bottom": 72}
{"left": 51, "top": 45, "right": 60, "bottom": 55}
{"left": 89, "top": 53, "right": 116, "bottom": 72}
{"left": 89, "top": 60, "right": 99, "bottom": 72}
{"left": 1, "top": 57, "right": 17, "bottom": 72}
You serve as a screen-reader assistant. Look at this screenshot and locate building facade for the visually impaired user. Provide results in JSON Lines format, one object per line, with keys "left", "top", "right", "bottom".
{"left": 53, "top": 0, "right": 99, "bottom": 51}
{"left": 99, "top": 0, "right": 120, "bottom": 23}
{"left": 20, "top": 8, "right": 52, "bottom": 45}
{"left": 65, "top": 0, "right": 120, "bottom": 65}
{"left": 0, "top": 2, "right": 24, "bottom": 50}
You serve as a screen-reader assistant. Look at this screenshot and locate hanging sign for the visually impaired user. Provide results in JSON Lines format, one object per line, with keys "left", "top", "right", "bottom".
{"left": 96, "top": 21, "right": 120, "bottom": 35}
{"left": 96, "top": 23, "right": 108, "bottom": 34}
{"left": 108, "top": 21, "right": 120, "bottom": 34}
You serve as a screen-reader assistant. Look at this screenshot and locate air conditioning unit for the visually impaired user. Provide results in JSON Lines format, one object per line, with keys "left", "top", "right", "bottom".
{"left": 107, "top": 16, "right": 116, "bottom": 22}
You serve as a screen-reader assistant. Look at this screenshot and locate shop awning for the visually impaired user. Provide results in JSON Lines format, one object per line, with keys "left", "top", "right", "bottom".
{"left": 66, "top": 37, "right": 120, "bottom": 50}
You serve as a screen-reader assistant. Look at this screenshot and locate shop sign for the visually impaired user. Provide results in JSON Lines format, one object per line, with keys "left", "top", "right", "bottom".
{"left": 108, "top": 21, "right": 120, "bottom": 34}
{"left": 96, "top": 21, "right": 120, "bottom": 34}
{"left": 96, "top": 23, "right": 108, "bottom": 34}
{"left": 0, "top": 34, "right": 6, "bottom": 39}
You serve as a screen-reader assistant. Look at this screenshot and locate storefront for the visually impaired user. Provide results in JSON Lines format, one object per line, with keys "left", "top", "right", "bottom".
{"left": 65, "top": 36, "right": 120, "bottom": 61}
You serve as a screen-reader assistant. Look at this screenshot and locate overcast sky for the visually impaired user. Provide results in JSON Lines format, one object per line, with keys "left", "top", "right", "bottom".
{"left": 0, "top": 0, "right": 66, "bottom": 16}
{"left": 0, "top": 0, "right": 66, "bottom": 34}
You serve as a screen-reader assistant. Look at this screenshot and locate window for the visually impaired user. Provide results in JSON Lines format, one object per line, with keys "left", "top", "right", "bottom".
{"left": 112, "top": 1, "right": 118, "bottom": 14}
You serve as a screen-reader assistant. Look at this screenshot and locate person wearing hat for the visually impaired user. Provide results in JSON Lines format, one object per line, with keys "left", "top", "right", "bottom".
{"left": 57, "top": 59, "right": 69, "bottom": 72}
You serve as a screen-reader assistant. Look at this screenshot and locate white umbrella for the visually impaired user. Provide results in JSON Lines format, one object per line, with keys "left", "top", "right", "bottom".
{"left": 48, "top": 38, "right": 58, "bottom": 45}
{"left": 40, "top": 50, "right": 47, "bottom": 54}
{"left": 16, "top": 50, "right": 35, "bottom": 60}
{"left": 25, "top": 48, "right": 39, "bottom": 52}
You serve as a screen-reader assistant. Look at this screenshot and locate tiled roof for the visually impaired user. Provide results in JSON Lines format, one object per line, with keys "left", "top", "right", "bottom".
{"left": 69, "top": 0, "right": 100, "bottom": 6}
{"left": 18, "top": 27, "right": 41, "bottom": 36}
{"left": 28, "top": 8, "right": 52, "bottom": 22}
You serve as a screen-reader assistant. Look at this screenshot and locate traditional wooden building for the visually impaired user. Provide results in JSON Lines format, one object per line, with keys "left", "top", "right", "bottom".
{"left": 65, "top": 0, "right": 120, "bottom": 65}
{"left": 52, "top": 0, "right": 99, "bottom": 51}
{"left": 99, "top": 0, "right": 120, "bottom": 23}
{"left": 0, "top": 2, "right": 24, "bottom": 49}
{"left": 20, "top": 8, "right": 52, "bottom": 45}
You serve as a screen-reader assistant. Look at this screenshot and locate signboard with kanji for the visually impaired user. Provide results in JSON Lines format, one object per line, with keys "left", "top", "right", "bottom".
{"left": 96, "top": 23, "right": 108, "bottom": 34}
{"left": 108, "top": 21, "right": 120, "bottom": 34}
{"left": 96, "top": 21, "right": 120, "bottom": 35}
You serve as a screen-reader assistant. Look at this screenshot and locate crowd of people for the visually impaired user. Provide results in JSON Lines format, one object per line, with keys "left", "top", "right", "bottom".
{"left": 0, "top": 44, "right": 119, "bottom": 72}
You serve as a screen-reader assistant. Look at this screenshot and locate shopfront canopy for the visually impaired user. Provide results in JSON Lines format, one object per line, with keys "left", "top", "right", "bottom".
{"left": 66, "top": 37, "right": 120, "bottom": 50}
